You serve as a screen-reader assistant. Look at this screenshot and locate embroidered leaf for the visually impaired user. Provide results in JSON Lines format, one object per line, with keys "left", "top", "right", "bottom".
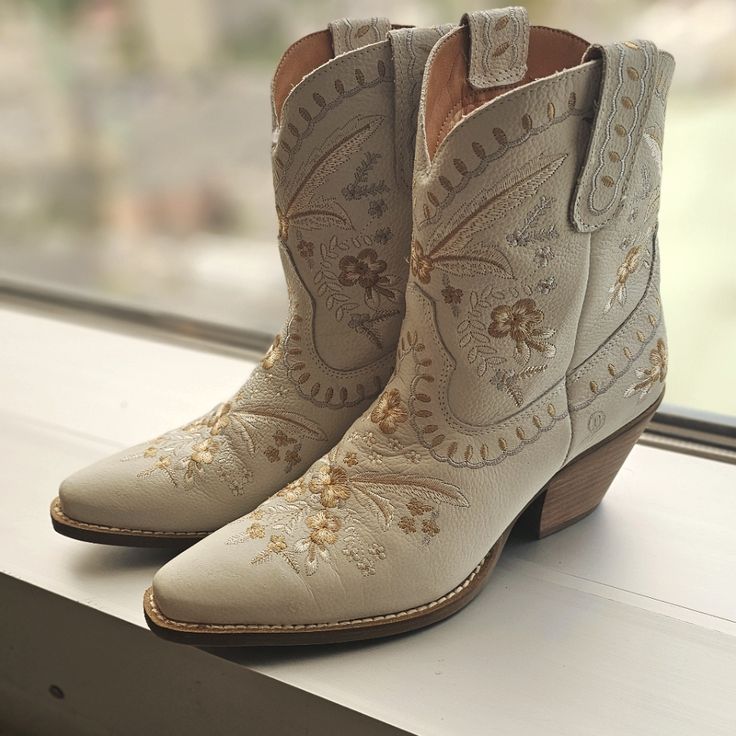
{"left": 289, "top": 116, "right": 384, "bottom": 211}
{"left": 351, "top": 474, "right": 469, "bottom": 507}
{"left": 239, "top": 407, "right": 328, "bottom": 442}
{"left": 430, "top": 153, "right": 567, "bottom": 257}
{"left": 352, "top": 485, "right": 395, "bottom": 528}
{"left": 433, "top": 247, "right": 514, "bottom": 280}
{"left": 289, "top": 200, "right": 352, "bottom": 231}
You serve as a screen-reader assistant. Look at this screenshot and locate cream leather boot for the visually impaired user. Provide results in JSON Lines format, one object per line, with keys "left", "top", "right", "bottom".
{"left": 144, "top": 8, "right": 674, "bottom": 643}
{"left": 52, "top": 18, "right": 452, "bottom": 546}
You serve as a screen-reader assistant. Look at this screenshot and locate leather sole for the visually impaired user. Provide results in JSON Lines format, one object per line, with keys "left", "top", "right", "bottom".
{"left": 50, "top": 498, "right": 208, "bottom": 548}
{"left": 143, "top": 394, "right": 662, "bottom": 646}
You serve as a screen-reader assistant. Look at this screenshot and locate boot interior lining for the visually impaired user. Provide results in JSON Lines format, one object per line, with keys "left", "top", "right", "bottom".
{"left": 424, "top": 26, "right": 590, "bottom": 161}
{"left": 273, "top": 30, "right": 334, "bottom": 122}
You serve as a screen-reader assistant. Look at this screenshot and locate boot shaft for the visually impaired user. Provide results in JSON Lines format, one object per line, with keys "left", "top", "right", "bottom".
{"left": 401, "top": 8, "right": 673, "bottom": 462}
{"left": 269, "top": 20, "right": 449, "bottom": 379}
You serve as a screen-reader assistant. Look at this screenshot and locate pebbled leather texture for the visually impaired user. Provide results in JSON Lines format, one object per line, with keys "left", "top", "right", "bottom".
{"left": 57, "top": 19, "right": 439, "bottom": 534}
{"left": 462, "top": 7, "right": 529, "bottom": 89}
{"left": 151, "top": 17, "right": 674, "bottom": 628}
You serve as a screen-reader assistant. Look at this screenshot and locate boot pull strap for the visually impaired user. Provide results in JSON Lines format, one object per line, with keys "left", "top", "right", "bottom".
{"left": 389, "top": 25, "right": 454, "bottom": 189}
{"left": 328, "top": 17, "right": 391, "bottom": 56}
{"left": 572, "top": 40, "right": 659, "bottom": 232}
{"left": 461, "top": 7, "right": 529, "bottom": 90}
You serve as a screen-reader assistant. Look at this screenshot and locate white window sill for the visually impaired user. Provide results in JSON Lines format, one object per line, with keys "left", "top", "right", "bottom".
{"left": 2, "top": 305, "right": 735, "bottom": 736}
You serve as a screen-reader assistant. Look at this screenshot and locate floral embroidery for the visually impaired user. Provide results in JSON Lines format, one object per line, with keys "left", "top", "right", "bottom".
{"left": 605, "top": 244, "right": 649, "bottom": 313}
{"left": 410, "top": 241, "right": 435, "bottom": 284}
{"left": 505, "top": 196, "right": 558, "bottom": 249}
{"left": 441, "top": 284, "right": 464, "bottom": 305}
{"left": 410, "top": 155, "right": 566, "bottom": 284}
{"left": 297, "top": 239, "right": 314, "bottom": 259}
{"left": 370, "top": 389, "right": 408, "bottom": 434}
{"left": 368, "top": 198, "right": 388, "bottom": 218}
{"left": 341, "top": 151, "right": 388, "bottom": 202}
{"left": 261, "top": 335, "right": 282, "bottom": 370}
{"left": 239, "top": 458, "right": 468, "bottom": 577}
{"left": 246, "top": 523, "right": 266, "bottom": 539}
{"left": 276, "top": 116, "right": 383, "bottom": 242}
{"left": 374, "top": 227, "right": 392, "bottom": 244}
{"left": 309, "top": 464, "right": 351, "bottom": 507}
{"left": 534, "top": 244, "right": 555, "bottom": 268}
{"left": 407, "top": 497, "right": 434, "bottom": 516}
{"left": 125, "top": 399, "right": 325, "bottom": 491}
{"left": 457, "top": 287, "right": 510, "bottom": 377}
{"left": 536, "top": 276, "right": 557, "bottom": 294}
{"left": 277, "top": 478, "right": 307, "bottom": 503}
{"left": 343, "top": 452, "right": 359, "bottom": 466}
{"left": 624, "top": 338, "right": 667, "bottom": 399}
{"left": 338, "top": 248, "right": 395, "bottom": 301}
{"left": 488, "top": 298, "right": 556, "bottom": 365}
{"left": 422, "top": 518, "right": 440, "bottom": 537}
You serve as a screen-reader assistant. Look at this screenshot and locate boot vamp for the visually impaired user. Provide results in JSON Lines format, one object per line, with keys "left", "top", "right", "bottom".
{"left": 151, "top": 376, "right": 570, "bottom": 625}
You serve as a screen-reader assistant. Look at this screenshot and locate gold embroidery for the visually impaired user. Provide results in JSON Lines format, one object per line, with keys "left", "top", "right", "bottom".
{"left": 411, "top": 154, "right": 566, "bottom": 284}
{"left": 276, "top": 116, "right": 384, "bottom": 242}
{"left": 624, "top": 338, "right": 667, "bottom": 399}
{"left": 239, "top": 457, "right": 468, "bottom": 577}
{"left": 487, "top": 298, "right": 556, "bottom": 364}
{"left": 338, "top": 248, "right": 396, "bottom": 302}
{"left": 261, "top": 335, "right": 282, "bottom": 370}
{"left": 605, "top": 245, "right": 649, "bottom": 313}
{"left": 370, "top": 389, "right": 409, "bottom": 434}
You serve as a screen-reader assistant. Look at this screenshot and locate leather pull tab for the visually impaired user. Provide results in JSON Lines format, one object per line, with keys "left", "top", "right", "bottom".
{"left": 461, "top": 7, "right": 529, "bottom": 90}
{"left": 328, "top": 17, "right": 391, "bottom": 56}
{"left": 572, "top": 40, "right": 659, "bottom": 232}
{"left": 389, "top": 25, "right": 454, "bottom": 189}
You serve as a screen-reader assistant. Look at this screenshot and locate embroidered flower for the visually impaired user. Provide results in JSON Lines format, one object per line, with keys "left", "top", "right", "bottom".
{"left": 246, "top": 523, "right": 266, "bottom": 539}
{"left": 398, "top": 516, "right": 416, "bottom": 534}
{"left": 625, "top": 338, "right": 667, "bottom": 399}
{"left": 407, "top": 497, "right": 434, "bottom": 516}
{"left": 184, "top": 439, "right": 218, "bottom": 480}
{"left": 343, "top": 452, "right": 359, "bottom": 467}
{"left": 297, "top": 239, "right": 314, "bottom": 258}
{"left": 488, "top": 298, "right": 556, "bottom": 364}
{"left": 143, "top": 446, "right": 158, "bottom": 458}
{"left": 374, "top": 227, "right": 392, "bottom": 244}
{"left": 441, "top": 285, "right": 464, "bottom": 304}
{"left": 264, "top": 446, "right": 280, "bottom": 463}
{"left": 309, "top": 464, "right": 351, "bottom": 508}
{"left": 606, "top": 245, "right": 645, "bottom": 312}
{"left": 368, "top": 543, "right": 386, "bottom": 559}
{"left": 207, "top": 402, "right": 231, "bottom": 435}
{"left": 277, "top": 478, "right": 307, "bottom": 503}
{"left": 410, "top": 241, "right": 433, "bottom": 284}
{"left": 306, "top": 511, "right": 341, "bottom": 547}
{"left": 368, "top": 198, "right": 387, "bottom": 218}
{"left": 370, "top": 388, "right": 408, "bottom": 435}
{"left": 284, "top": 446, "right": 302, "bottom": 471}
{"left": 267, "top": 534, "right": 288, "bottom": 553}
{"left": 534, "top": 244, "right": 554, "bottom": 268}
{"left": 422, "top": 519, "right": 440, "bottom": 537}
{"left": 273, "top": 430, "right": 295, "bottom": 447}
{"left": 338, "top": 248, "right": 391, "bottom": 299}
{"left": 261, "top": 335, "right": 282, "bottom": 370}
{"left": 536, "top": 276, "right": 557, "bottom": 295}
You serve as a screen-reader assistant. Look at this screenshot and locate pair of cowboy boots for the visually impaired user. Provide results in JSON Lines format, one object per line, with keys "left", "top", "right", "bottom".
{"left": 52, "top": 8, "right": 674, "bottom": 645}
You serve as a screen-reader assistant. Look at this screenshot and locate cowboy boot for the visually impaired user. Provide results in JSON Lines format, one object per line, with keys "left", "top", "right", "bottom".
{"left": 144, "top": 7, "right": 674, "bottom": 643}
{"left": 52, "top": 18, "right": 452, "bottom": 546}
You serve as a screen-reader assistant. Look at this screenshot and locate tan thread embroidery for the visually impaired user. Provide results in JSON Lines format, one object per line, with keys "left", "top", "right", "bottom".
{"left": 229, "top": 455, "right": 468, "bottom": 577}
{"left": 411, "top": 154, "right": 566, "bottom": 284}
